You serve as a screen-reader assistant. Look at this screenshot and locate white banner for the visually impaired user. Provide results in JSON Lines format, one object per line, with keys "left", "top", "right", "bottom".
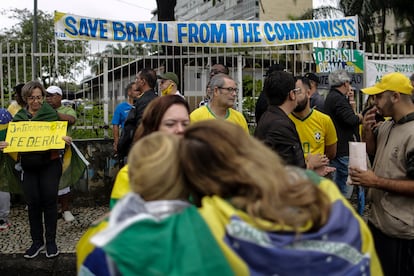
{"left": 365, "top": 59, "right": 414, "bottom": 85}
{"left": 54, "top": 11, "right": 358, "bottom": 47}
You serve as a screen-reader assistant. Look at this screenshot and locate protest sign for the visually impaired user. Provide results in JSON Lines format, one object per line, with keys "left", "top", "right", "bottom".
{"left": 313, "top": 47, "right": 364, "bottom": 91}
{"left": 54, "top": 11, "right": 358, "bottom": 47}
{"left": 365, "top": 59, "right": 414, "bottom": 86}
{"left": 314, "top": 47, "right": 364, "bottom": 73}
{"left": 4, "top": 121, "right": 67, "bottom": 153}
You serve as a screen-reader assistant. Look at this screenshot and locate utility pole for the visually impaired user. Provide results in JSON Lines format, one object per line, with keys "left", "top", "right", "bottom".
{"left": 32, "top": 0, "right": 38, "bottom": 80}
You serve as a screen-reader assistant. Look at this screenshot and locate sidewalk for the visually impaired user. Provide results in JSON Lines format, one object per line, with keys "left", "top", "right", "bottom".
{"left": 0, "top": 202, "right": 108, "bottom": 275}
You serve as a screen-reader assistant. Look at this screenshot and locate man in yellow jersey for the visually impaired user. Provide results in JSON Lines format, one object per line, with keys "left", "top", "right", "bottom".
{"left": 289, "top": 76, "right": 338, "bottom": 164}
{"left": 190, "top": 74, "right": 249, "bottom": 133}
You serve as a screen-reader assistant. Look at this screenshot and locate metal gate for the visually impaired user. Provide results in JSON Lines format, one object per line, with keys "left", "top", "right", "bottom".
{"left": 1, "top": 41, "right": 414, "bottom": 138}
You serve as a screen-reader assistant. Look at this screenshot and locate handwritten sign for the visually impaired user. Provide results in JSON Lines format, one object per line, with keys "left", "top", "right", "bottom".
{"left": 4, "top": 121, "right": 68, "bottom": 153}
{"left": 54, "top": 11, "right": 359, "bottom": 47}
{"left": 314, "top": 47, "right": 364, "bottom": 73}
{"left": 365, "top": 59, "right": 414, "bottom": 86}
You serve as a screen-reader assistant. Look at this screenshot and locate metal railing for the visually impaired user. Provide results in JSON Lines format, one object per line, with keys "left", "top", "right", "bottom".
{"left": 1, "top": 41, "right": 413, "bottom": 138}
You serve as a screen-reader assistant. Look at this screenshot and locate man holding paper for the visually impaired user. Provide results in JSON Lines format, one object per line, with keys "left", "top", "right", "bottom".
{"left": 349, "top": 72, "right": 414, "bottom": 276}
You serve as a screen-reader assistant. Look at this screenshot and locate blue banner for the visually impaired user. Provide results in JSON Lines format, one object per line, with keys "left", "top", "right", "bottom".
{"left": 55, "top": 11, "right": 359, "bottom": 47}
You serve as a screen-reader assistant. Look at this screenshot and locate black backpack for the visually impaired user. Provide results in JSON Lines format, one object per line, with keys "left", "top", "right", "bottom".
{"left": 117, "top": 106, "right": 138, "bottom": 158}
{"left": 117, "top": 90, "right": 158, "bottom": 158}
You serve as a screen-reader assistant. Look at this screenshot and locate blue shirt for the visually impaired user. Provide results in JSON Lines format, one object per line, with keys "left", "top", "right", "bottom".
{"left": 111, "top": 102, "right": 133, "bottom": 129}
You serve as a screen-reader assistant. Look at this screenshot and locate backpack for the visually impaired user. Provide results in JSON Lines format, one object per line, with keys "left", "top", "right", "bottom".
{"left": 117, "top": 90, "right": 158, "bottom": 158}
{"left": 117, "top": 106, "right": 138, "bottom": 158}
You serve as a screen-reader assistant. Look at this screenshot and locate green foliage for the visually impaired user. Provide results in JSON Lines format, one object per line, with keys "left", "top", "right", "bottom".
{"left": 242, "top": 75, "right": 262, "bottom": 97}
{"left": 0, "top": 8, "right": 88, "bottom": 86}
{"left": 89, "top": 43, "right": 145, "bottom": 75}
{"left": 72, "top": 102, "right": 109, "bottom": 139}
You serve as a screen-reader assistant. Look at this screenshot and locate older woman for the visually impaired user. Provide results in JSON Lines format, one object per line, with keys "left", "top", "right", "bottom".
{"left": 11, "top": 81, "right": 68, "bottom": 259}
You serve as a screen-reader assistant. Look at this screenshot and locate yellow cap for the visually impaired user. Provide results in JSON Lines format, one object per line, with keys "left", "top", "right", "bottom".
{"left": 361, "top": 72, "right": 413, "bottom": 95}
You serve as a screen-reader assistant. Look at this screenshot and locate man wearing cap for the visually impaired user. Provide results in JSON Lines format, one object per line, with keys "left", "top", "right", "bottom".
{"left": 350, "top": 72, "right": 414, "bottom": 276}
{"left": 46, "top": 86, "right": 77, "bottom": 127}
{"left": 324, "top": 69, "right": 363, "bottom": 198}
{"left": 46, "top": 85, "right": 77, "bottom": 222}
{"left": 304, "top": 72, "right": 325, "bottom": 112}
{"left": 158, "top": 72, "right": 182, "bottom": 97}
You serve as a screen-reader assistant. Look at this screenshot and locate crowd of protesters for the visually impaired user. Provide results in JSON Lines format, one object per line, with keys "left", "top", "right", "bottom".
{"left": 2, "top": 66, "right": 414, "bottom": 276}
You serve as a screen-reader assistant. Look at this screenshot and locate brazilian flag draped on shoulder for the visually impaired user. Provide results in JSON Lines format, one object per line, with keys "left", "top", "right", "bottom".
{"left": 13, "top": 103, "right": 88, "bottom": 190}
{"left": 2, "top": 103, "right": 59, "bottom": 193}
{"left": 79, "top": 169, "right": 382, "bottom": 276}
{"left": 197, "top": 168, "right": 382, "bottom": 276}
{"left": 80, "top": 193, "right": 233, "bottom": 276}
{"left": 13, "top": 102, "right": 58, "bottom": 122}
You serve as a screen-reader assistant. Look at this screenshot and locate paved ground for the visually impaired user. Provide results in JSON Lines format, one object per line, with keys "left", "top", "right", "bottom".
{"left": 0, "top": 199, "right": 109, "bottom": 275}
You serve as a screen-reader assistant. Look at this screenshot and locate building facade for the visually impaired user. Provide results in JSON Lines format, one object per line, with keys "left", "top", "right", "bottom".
{"left": 175, "top": 0, "right": 312, "bottom": 21}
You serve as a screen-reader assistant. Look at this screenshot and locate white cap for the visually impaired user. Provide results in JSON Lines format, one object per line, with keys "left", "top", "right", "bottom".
{"left": 46, "top": 86, "right": 63, "bottom": 95}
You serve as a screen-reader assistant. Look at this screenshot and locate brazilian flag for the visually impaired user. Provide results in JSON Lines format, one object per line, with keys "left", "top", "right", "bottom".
{"left": 60, "top": 142, "right": 89, "bottom": 191}
{"left": 0, "top": 109, "right": 21, "bottom": 193}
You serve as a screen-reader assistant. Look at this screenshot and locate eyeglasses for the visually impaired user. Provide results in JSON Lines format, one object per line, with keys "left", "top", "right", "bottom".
{"left": 46, "top": 93, "right": 56, "bottom": 98}
{"left": 292, "top": 87, "right": 302, "bottom": 94}
{"left": 219, "top": 87, "right": 239, "bottom": 93}
{"left": 27, "top": 96, "right": 43, "bottom": 101}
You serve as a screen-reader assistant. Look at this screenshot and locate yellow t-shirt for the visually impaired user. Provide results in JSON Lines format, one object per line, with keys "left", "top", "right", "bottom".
{"left": 190, "top": 105, "right": 249, "bottom": 133}
{"left": 289, "top": 109, "right": 337, "bottom": 158}
{"left": 110, "top": 164, "right": 130, "bottom": 209}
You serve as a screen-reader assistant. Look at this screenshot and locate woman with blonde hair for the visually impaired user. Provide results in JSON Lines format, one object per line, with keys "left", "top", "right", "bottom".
{"left": 179, "top": 120, "right": 382, "bottom": 275}
{"left": 79, "top": 133, "right": 232, "bottom": 275}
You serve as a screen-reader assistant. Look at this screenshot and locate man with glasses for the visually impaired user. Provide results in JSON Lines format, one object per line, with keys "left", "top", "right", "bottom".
{"left": 324, "top": 69, "right": 363, "bottom": 198}
{"left": 289, "top": 76, "right": 337, "bottom": 176}
{"left": 304, "top": 72, "right": 325, "bottom": 112}
{"left": 46, "top": 86, "right": 77, "bottom": 222}
{"left": 191, "top": 73, "right": 248, "bottom": 133}
{"left": 254, "top": 71, "right": 306, "bottom": 168}
{"left": 199, "top": 64, "right": 229, "bottom": 107}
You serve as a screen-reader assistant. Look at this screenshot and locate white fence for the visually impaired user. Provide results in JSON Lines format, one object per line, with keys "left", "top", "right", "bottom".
{"left": 1, "top": 41, "right": 414, "bottom": 137}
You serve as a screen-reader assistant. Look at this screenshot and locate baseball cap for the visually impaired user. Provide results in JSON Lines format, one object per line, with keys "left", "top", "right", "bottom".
{"left": 158, "top": 72, "right": 179, "bottom": 86}
{"left": 46, "top": 86, "right": 63, "bottom": 96}
{"left": 361, "top": 72, "right": 413, "bottom": 95}
{"left": 304, "top": 72, "right": 320, "bottom": 84}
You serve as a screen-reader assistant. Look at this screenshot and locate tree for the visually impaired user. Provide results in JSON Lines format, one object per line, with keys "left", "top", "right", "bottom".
{"left": 0, "top": 8, "right": 87, "bottom": 87}
{"left": 89, "top": 43, "right": 145, "bottom": 76}
{"left": 156, "top": 0, "right": 177, "bottom": 21}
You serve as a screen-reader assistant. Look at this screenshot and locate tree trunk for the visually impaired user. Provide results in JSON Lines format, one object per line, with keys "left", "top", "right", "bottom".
{"left": 155, "top": 0, "right": 178, "bottom": 55}
{"left": 156, "top": 0, "right": 177, "bottom": 21}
